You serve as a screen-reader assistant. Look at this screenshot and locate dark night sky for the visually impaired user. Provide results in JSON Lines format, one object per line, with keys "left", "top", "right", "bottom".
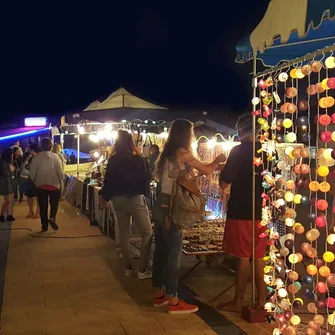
{"left": 2, "top": 1, "right": 269, "bottom": 120}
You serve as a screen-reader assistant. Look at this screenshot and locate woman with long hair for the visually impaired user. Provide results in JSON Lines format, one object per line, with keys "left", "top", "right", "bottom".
{"left": 152, "top": 119, "right": 226, "bottom": 314}
{"left": 25, "top": 146, "right": 42, "bottom": 219}
{"left": 12, "top": 147, "right": 22, "bottom": 201}
{"left": 100, "top": 130, "right": 153, "bottom": 280}
{"left": 0, "top": 148, "right": 16, "bottom": 222}
{"left": 19, "top": 152, "right": 31, "bottom": 203}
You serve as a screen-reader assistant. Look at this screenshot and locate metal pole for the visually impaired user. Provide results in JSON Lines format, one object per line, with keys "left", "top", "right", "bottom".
{"left": 77, "top": 134, "right": 80, "bottom": 179}
{"left": 254, "top": 43, "right": 335, "bottom": 78}
{"left": 252, "top": 54, "right": 257, "bottom": 310}
{"left": 60, "top": 133, "right": 64, "bottom": 149}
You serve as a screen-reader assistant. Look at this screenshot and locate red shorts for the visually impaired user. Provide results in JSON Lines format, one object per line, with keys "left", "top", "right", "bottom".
{"left": 223, "top": 219, "right": 267, "bottom": 259}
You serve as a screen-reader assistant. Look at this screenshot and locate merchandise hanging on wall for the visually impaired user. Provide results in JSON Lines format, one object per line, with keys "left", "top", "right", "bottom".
{"left": 253, "top": 48, "right": 335, "bottom": 334}
{"left": 235, "top": 0, "right": 335, "bottom": 331}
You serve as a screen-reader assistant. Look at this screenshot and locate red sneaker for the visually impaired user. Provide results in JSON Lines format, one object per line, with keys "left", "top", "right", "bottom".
{"left": 168, "top": 300, "right": 199, "bottom": 314}
{"left": 153, "top": 296, "right": 169, "bottom": 308}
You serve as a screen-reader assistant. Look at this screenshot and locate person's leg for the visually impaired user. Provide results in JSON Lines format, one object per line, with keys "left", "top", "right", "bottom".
{"left": 152, "top": 195, "right": 169, "bottom": 300}
{"left": 222, "top": 258, "right": 250, "bottom": 311}
{"left": 48, "top": 189, "right": 60, "bottom": 230}
{"left": 129, "top": 195, "right": 153, "bottom": 275}
{"left": 27, "top": 197, "right": 34, "bottom": 217}
{"left": 36, "top": 200, "right": 40, "bottom": 215}
{"left": 13, "top": 181, "right": 18, "bottom": 200}
{"left": 19, "top": 178, "right": 24, "bottom": 202}
{"left": 152, "top": 222, "right": 169, "bottom": 305}
{"left": 7, "top": 193, "right": 14, "bottom": 217}
{"left": 37, "top": 189, "right": 49, "bottom": 231}
{"left": 1, "top": 195, "right": 12, "bottom": 221}
{"left": 112, "top": 196, "right": 132, "bottom": 273}
{"left": 49, "top": 189, "right": 61, "bottom": 220}
{"left": 0, "top": 196, "right": 7, "bottom": 221}
{"left": 163, "top": 225, "right": 198, "bottom": 314}
{"left": 164, "top": 225, "right": 183, "bottom": 306}
{"left": 218, "top": 219, "right": 252, "bottom": 312}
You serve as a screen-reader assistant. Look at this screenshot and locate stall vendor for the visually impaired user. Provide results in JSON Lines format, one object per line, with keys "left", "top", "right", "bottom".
{"left": 217, "top": 113, "right": 266, "bottom": 312}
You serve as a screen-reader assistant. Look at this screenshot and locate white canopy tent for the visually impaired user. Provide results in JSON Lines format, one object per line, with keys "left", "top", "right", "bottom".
{"left": 83, "top": 87, "right": 167, "bottom": 111}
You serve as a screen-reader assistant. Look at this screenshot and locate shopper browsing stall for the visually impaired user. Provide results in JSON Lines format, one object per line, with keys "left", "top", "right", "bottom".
{"left": 30, "top": 138, "right": 63, "bottom": 232}
{"left": 218, "top": 113, "right": 266, "bottom": 312}
{"left": 99, "top": 130, "right": 153, "bottom": 280}
{"left": 153, "top": 119, "right": 226, "bottom": 315}
{"left": 0, "top": 148, "right": 16, "bottom": 222}
{"left": 25, "top": 145, "right": 41, "bottom": 219}
{"left": 19, "top": 152, "right": 31, "bottom": 203}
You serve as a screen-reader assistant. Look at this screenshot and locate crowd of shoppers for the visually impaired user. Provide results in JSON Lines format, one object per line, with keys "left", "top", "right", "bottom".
{"left": 0, "top": 138, "right": 64, "bottom": 232}
{"left": 0, "top": 117, "right": 264, "bottom": 316}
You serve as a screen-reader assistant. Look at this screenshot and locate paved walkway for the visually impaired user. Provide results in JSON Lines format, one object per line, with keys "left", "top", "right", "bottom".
{"left": 0, "top": 201, "right": 218, "bottom": 335}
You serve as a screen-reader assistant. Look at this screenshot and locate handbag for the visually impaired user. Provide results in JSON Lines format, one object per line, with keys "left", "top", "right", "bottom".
{"left": 170, "top": 172, "right": 205, "bottom": 229}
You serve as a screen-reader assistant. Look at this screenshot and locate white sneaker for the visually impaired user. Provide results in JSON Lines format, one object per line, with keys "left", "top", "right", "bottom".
{"left": 125, "top": 268, "right": 134, "bottom": 276}
{"left": 138, "top": 271, "right": 152, "bottom": 280}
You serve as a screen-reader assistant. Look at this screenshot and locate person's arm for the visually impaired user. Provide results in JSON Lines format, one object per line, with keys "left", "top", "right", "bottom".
{"left": 101, "top": 157, "right": 115, "bottom": 202}
{"left": 0, "top": 161, "right": 10, "bottom": 177}
{"left": 29, "top": 156, "right": 37, "bottom": 183}
{"left": 55, "top": 156, "right": 64, "bottom": 184}
{"left": 219, "top": 146, "right": 240, "bottom": 190}
{"left": 177, "top": 148, "right": 226, "bottom": 176}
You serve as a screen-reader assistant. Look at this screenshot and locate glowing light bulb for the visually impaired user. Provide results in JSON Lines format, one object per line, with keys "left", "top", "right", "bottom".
{"left": 111, "top": 130, "right": 118, "bottom": 140}
{"left": 77, "top": 126, "right": 85, "bottom": 134}
{"left": 89, "top": 134, "right": 99, "bottom": 143}
{"left": 93, "top": 152, "right": 99, "bottom": 158}
{"left": 191, "top": 142, "right": 198, "bottom": 151}
{"left": 207, "top": 138, "right": 216, "bottom": 149}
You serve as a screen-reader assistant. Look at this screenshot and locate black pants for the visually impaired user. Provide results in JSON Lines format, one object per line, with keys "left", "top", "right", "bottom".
{"left": 37, "top": 188, "right": 61, "bottom": 229}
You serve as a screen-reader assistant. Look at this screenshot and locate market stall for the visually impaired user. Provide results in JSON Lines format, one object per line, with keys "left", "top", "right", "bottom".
{"left": 235, "top": 0, "right": 335, "bottom": 331}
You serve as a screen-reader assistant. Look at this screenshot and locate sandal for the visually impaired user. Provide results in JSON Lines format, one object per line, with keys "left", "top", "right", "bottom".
{"left": 26, "top": 212, "right": 34, "bottom": 219}
{"left": 33, "top": 212, "right": 40, "bottom": 219}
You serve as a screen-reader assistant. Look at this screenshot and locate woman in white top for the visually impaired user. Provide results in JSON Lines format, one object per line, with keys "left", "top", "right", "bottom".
{"left": 152, "top": 119, "right": 226, "bottom": 315}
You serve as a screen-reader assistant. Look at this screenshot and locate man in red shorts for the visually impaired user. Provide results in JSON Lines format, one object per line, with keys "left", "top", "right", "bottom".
{"left": 218, "top": 113, "right": 266, "bottom": 312}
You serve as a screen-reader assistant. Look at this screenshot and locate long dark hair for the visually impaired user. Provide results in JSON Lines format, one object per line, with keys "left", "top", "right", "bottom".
{"left": 1, "top": 148, "right": 13, "bottom": 164}
{"left": 156, "top": 119, "right": 194, "bottom": 179}
{"left": 113, "top": 130, "right": 135, "bottom": 156}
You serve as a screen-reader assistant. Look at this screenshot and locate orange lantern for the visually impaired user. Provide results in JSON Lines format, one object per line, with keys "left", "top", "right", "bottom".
{"left": 307, "top": 264, "right": 318, "bottom": 275}
{"left": 324, "top": 96, "right": 335, "bottom": 108}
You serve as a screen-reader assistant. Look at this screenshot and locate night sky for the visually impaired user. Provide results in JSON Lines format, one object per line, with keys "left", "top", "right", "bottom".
{"left": 2, "top": 1, "right": 269, "bottom": 121}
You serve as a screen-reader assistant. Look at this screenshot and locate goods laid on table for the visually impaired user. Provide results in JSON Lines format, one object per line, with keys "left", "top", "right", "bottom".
{"left": 182, "top": 219, "right": 225, "bottom": 254}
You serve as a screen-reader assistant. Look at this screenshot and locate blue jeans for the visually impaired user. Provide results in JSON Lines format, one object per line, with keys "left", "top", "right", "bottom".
{"left": 152, "top": 194, "right": 183, "bottom": 297}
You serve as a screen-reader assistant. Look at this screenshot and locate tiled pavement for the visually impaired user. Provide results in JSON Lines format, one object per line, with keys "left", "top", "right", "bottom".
{"left": 0, "top": 201, "right": 224, "bottom": 335}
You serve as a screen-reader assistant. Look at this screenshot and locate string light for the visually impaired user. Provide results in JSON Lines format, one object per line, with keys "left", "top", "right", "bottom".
{"left": 252, "top": 51, "right": 335, "bottom": 334}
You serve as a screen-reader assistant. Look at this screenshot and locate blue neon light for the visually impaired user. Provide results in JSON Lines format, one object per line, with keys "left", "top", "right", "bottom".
{"left": 0, "top": 128, "right": 49, "bottom": 141}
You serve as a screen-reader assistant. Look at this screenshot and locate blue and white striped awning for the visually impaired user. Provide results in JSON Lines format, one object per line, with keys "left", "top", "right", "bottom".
{"left": 236, "top": 0, "right": 335, "bottom": 67}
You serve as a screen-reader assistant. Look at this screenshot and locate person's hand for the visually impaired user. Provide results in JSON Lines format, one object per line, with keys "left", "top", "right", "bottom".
{"left": 215, "top": 153, "right": 227, "bottom": 164}
{"left": 217, "top": 163, "right": 225, "bottom": 171}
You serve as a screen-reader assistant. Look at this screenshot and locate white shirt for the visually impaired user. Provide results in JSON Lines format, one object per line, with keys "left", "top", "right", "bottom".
{"left": 30, "top": 151, "right": 63, "bottom": 188}
{"left": 160, "top": 160, "right": 185, "bottom": 195}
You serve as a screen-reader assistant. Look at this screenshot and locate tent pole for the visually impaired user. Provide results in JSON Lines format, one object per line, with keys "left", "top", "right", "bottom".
{"left": 60, "top": 133, "right": 64, "bottom": 149}
{"left": 77, "top": 134, "right": 80, "bottom": 179}
{"left": 252, "top": 53, "right": 257, "bottom": 310}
